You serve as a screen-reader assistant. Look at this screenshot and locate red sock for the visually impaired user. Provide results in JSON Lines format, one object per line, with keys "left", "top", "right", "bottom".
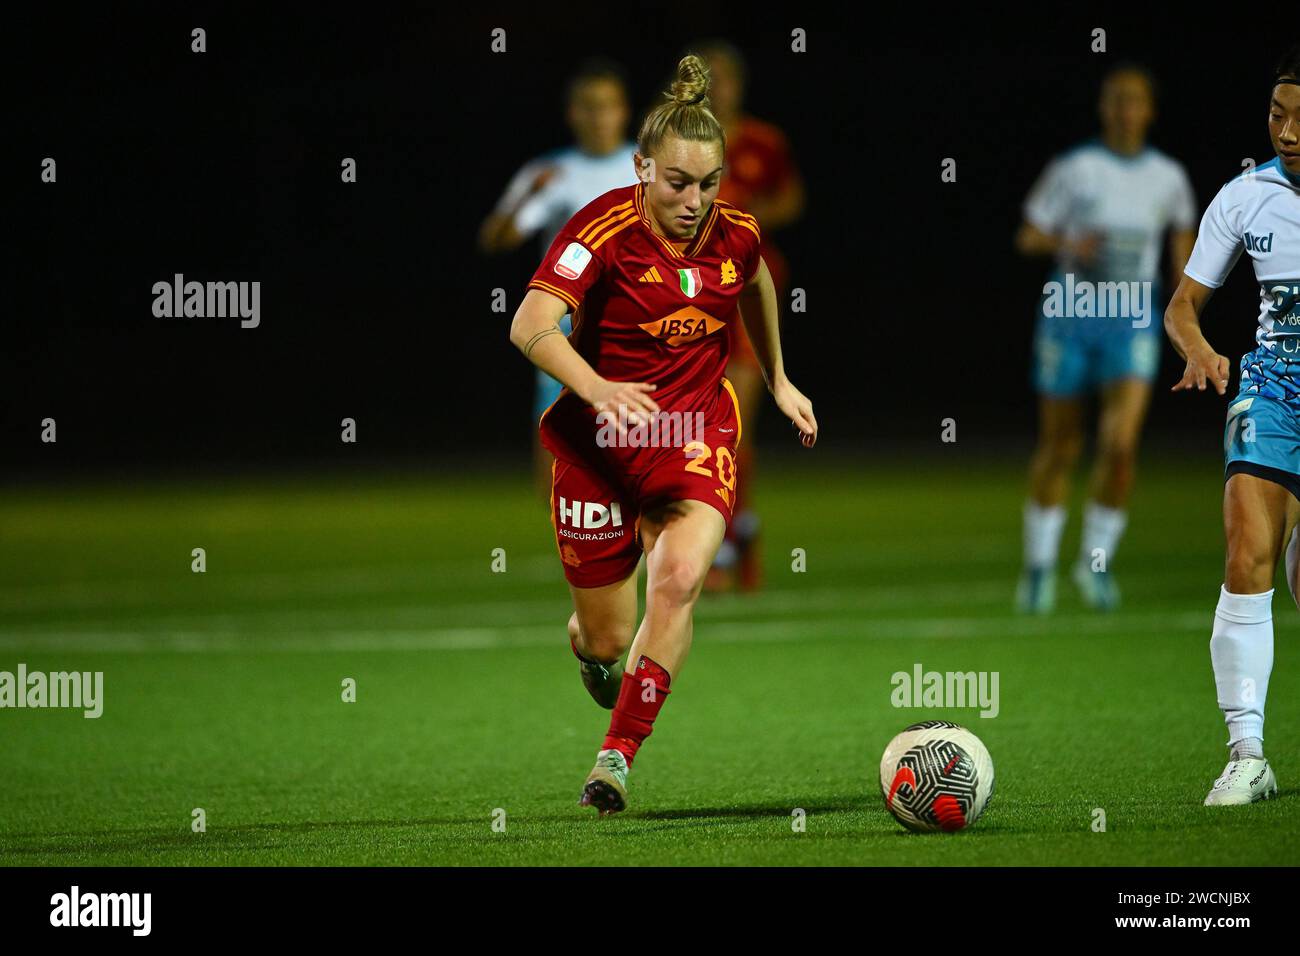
{"left": 602, "top": 655, "right": 671, "bottom": 767}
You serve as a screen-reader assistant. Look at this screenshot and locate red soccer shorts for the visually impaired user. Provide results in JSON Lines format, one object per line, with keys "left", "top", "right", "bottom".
{"left": 549, "top": 379, "right": 742, "bottom": 588}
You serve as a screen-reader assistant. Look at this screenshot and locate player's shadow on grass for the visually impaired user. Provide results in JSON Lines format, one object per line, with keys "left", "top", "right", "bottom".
{"left": 0, "top": 815, "right": 518, "bottom": 858}
{"left": 2, "top": 800, "right": 866, "bottom": 857}
{"left": 633, "top": 797, "right": 862, "bottom": 822}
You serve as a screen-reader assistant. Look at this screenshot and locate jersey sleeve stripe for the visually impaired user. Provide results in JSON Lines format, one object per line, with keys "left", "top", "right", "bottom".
{"left": 576, "top": 201, "right": 635, "bottom": 243}
{"left": 717, "top": 206, "right": 759, "bottom": 228}
{"left": 589, "top": 216, "right": 638, "bottom": 250}
{"left": 715, "top": 201, "right": 759, "bottom": 225}
{"left": 527, "top": 279, "right": 580, "bottom": 312}
{"left": 718, "top": 209, "right": 761, "bottom": 241}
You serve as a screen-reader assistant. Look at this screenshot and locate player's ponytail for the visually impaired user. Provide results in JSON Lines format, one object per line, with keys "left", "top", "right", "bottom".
{"left": 637, "top": 54, "right": 726, "bottom": 157}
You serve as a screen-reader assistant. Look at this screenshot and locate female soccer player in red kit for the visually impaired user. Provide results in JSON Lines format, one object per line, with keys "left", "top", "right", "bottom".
{"left": 509, "top": 54, "right": 818, "bottom": 814}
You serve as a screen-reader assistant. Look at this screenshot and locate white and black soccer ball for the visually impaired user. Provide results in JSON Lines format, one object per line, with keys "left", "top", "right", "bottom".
{"left": 879, "top": 720, "right": 995, "bottom": 832}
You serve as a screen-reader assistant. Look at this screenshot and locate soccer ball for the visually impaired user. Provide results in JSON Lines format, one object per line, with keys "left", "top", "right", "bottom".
{"left": 879, "top": 720, "right": 995, "bottom": 832}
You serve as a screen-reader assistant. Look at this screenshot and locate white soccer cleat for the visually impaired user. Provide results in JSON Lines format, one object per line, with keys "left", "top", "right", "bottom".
{"left": 1015, "top": 567, "right": 1056, "bottom": 614}
{"left": 579, "top": 748, "right": 629, "bottom": 815}
{"left": 1203, "top": 757, "right": 1278, "bottom": 806}
{"left": 1072, "top": 560, "right": 1119, "bottom": 611}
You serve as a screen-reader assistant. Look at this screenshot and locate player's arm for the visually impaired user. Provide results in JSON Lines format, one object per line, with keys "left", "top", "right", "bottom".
{"left": 1164, "top": 275, "right": 1231, "bottom": 395}
{"left": 478, "top": 213, "right": 526, "bottom": 254}
{"left": 1167, "top": 228, "right": 1196, "bottom": 292}
{"left": 1013, "top": 221, "right": 1101, "bottom": 265}
{"left": 1016, "top": 156, "right": 1102, "bottom": 265}
{"left": 738, "top": 256, "right": 817, "bottom": 447}
{"left": 478, "top": 165, "right": 558, "bottom": 254}
{"left": 508, "top": 289, "right": 659, "bottom": 425}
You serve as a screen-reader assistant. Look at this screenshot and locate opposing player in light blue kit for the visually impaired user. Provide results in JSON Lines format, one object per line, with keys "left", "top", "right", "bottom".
{"left": 1165, "top": 44, "right": 1300, "bottom": 806}
{"left": 479, "top": 59, "right": 639, "bottom": 498}
{"left": 1016, "top": 65, "right": 1197, "bottom": 613}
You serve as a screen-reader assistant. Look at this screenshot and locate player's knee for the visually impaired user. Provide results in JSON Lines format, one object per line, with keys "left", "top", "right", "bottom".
{"left": 651, "top": 555, "right": 708, "bottom": 609}
{"left": 1037, "top": 434, "right": 1082, "bottom": 472}
{"left": 1098, "top": 436, "right": 1139, "bottom": 473}
{"left": 579, "top": 619, "right": 634, "bottom": 662}
{"left": 1224, "top": 538, "right": 1275, "bottom": 593}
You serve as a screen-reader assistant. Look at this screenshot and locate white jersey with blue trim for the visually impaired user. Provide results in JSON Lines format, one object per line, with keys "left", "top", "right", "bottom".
{"left": 1024, "top": 140, "right": 1197, "bottom": 282}
{"left": 494, "top": 142, "right": 639, "bottom": 259}
{"left": 1185, "top": 158, "right": 1300, "bottom": 363}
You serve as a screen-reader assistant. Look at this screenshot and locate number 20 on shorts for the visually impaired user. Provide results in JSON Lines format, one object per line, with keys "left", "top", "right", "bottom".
{"left": 683, "top": 440, "right": 737, "bottom": 490}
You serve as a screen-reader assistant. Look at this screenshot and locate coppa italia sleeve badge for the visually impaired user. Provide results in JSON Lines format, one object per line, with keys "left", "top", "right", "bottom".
{"left": 554, "top": 242, "right": 593, "bottom": 280}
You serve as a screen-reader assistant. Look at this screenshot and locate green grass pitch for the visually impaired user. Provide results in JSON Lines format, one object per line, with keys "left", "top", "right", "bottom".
{"left": 1, "top": 455, "right": 1297, "bottom": 865}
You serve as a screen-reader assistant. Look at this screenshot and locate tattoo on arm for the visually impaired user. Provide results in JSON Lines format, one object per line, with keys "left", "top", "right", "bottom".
{"left": 524, "top": 325, "right": 562, "bottom": 358}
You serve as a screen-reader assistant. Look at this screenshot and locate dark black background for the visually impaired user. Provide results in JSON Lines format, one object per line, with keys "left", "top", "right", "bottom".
{"left": 8, "top": 5, "right": 1294, "bottom": 475}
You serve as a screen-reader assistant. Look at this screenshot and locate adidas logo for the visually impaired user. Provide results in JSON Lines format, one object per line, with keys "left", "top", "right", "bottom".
{"left": 638, "top": 267, "right": 665, "bottom": 284}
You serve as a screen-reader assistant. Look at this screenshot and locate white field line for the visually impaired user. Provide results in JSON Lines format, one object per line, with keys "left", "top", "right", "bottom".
{"left": 0, "top": 545, "right": 1221, "bottom": 617}
{"left": 0, "top": 610, "right": 1213, "bottom": 654}
{"left": 0, "top": 538, "right": 1031, "bottom": 613}
{"left": 0, "top": 559, "right": 560, "bottom": 612}
{"left": 4, "top": 581, "right": 1020, "bottom": 635}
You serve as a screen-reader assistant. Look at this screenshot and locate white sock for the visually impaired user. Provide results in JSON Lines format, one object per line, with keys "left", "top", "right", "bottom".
{"left": 1210, "top": 586, "right": 1274, "bottom": 746}
{"left": 1023, "top": 500, "right": 1066, "bottom": 570}
{"left": 1231, "top": 737, "right": 1264, "bottom": 760}
{"left": 1079, "top": 501, "right": 1127, "bottom": 571}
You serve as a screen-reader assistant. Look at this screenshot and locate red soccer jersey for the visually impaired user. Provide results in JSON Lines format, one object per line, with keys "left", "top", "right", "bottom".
{"left": 528, "top": 182, "right": 762, "bottom": 474}
{"left": 716, "top": 116, "right": 797, "bottom": 211}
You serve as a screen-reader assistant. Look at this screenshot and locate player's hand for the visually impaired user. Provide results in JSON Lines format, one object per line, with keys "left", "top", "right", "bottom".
{"left": 528, "top": 166, "right": 558, "bottom": 195}
{"left": 584, "top": 378, "right": 660, "bottom": 438}
{"left": 772, "top": 376, "right": 817, "bottom": 447}
{"left": 1171, "top": 346, "right": 1231, "bottom": 395}
{"left": 1067, "top": 233, "right": 1104, "bottom": 267}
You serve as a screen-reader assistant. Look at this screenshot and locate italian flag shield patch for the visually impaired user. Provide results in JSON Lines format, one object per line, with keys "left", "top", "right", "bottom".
{"left": 678, "top": 267, "right": 702, "bottom": 298}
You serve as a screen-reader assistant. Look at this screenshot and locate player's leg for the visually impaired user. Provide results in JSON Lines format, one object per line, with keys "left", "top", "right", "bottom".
{"left": 1204, "top": 471, "right": 1288, "bottom": 805}
{"left": 627, "top": 498, "right": 726, "bottom": 674}
{"left": 1203, "top": 372, "right": 1298, "bottom": 805}
{"left": 549, "top": 457, "right": 641, "bottom": 708}
{"left": 567, "top": 570, "right": 638, "bottom": 708}
{"left": 1019, "top": 315, "right": 1087, "bottom": 612}
{"left": 578, "top": 388, "right": 739, "bottom": 814}
{"left": 1019, "top": 394, "right": 1085, "bottom": 612}
{"left": 1071, "top": 376, "right": 1153, "bottom": 609}
{"left": 1286, "top": 495, "right": 1300, "bottom": 611}
{"left": 580, "top": 498, "right": 726, "bottom": 814}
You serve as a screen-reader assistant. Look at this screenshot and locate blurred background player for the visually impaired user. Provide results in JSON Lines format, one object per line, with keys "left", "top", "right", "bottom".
{"left": 1165, "top": 43, "right": 1300, "bottom": 805}
{"left": 479, "top": 59, "right": 638, "bottom": 499}
{"left": 692, "top": 40, "right": 806, "bottom": 592}
{"left": 1015, "top": 64, "right": 1197, "bottom": 613}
